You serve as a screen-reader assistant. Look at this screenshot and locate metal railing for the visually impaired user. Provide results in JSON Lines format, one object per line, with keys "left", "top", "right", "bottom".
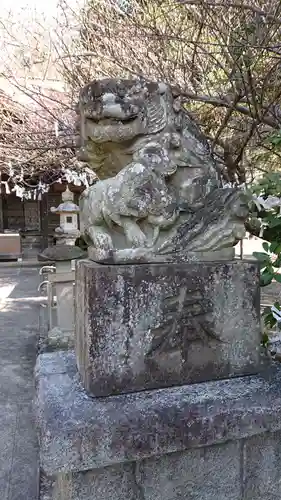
{"left": 38, "top": 266, "right": 57, "bottom": 330}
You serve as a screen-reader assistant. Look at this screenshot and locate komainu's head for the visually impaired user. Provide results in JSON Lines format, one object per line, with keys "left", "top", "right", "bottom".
{"left": 79, "top": 78, "right": 173, "bottom": 144}
{"left": 77, "top": 78, "right": 219, "bottom": 182}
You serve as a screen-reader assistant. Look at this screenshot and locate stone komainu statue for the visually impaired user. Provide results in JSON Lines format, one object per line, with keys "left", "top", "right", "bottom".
{"left": 77, "top": 78, "right": 248, "bottom": 263}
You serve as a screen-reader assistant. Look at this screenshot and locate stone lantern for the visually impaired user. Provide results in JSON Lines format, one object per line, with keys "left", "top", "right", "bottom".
{"left": 38, "top": 186, "right": 86, "bottom": 343}
{"left": 50, "top": 186, "right": 80, "bottom": 246}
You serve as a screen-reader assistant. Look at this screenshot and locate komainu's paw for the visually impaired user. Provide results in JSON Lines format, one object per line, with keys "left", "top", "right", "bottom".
{"left": 125, "top": 225, "right": 147, "bottom": 248}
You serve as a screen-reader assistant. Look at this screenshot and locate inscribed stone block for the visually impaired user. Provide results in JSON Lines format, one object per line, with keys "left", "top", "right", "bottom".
{"left": 137, "top": 443, "right": 241, "bottom": 500}
{"left": 75, "top": 259, "right": 261, "bottom": 396}
{"left": 243, "top": 431, "right": 281, "bottom": 499}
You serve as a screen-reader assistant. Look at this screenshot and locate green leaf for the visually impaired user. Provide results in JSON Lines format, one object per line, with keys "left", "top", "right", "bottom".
{"left": 263, "top": 242, "right": 269, "bottom": 252}
{"left": 261, "top": 333, "right": 269, "bottom": 348}
{"left": 270, "top": 241, "right": 281, "bottom": 254}
{"left": 262, "top": 306, "right": 272, "bottom": 315}
{"left": 253, "top": 251, "right": 271, "bottom": 263}
{"left": 273, "top": 255, "right": 281, "bottom": 268}
{"left": 260, "top": 272, "right": 274, "bottom": 286}
{"left": 262, "top": 308, "right": 277, "bottom": 327}
{"left": 274, "top": 273, "right": 281, "bottom": 283}
{"left": 261, "top": 266, "right": 273, "bottom": 274}
{"left": 264, "top": 316, "right": 277, "bottom": 328}
{"left": 268, "top": 218, "right": 281, "bottom": 229}
{"left": 270, "top": 136, "right": 281, "bottom": 146}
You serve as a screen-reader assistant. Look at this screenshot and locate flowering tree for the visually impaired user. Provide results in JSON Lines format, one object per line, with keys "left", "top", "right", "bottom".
{"left": 0, "top": 4, "right": 96, "bottom": 198}
{"left": 55, "top": 0, "right": 281, "bottom": 183}
{"left": 248, "top": 153, "right": 281, "bottom": 334}
{"left": 1, "top": 0, "right": 281, "bottom": 195}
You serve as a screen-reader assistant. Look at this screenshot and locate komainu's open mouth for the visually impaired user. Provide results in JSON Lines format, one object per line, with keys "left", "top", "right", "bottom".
{"left": 87, "top": 115, "right": 139, "bottom": 124}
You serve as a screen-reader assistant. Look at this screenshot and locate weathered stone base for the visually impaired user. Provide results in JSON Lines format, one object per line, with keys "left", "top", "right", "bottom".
{"left": 46, "top": 327, "right": 74, "bottom": 352}
{"left": 75, "top": 259, "right": 262, "bottom": 396}
{"left": 52, "top": 437, "right": 281, "bottom": 500}
{"left": 36, "top": 351, "right": 281, "bottom": 500}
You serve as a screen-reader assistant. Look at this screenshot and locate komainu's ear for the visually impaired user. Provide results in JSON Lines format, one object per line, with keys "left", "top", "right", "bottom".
{"left": 80, "top": 188, "right": 89, "bottom": 199}
{"left": 158, "top": 82, "right": 168, "bottom": 94}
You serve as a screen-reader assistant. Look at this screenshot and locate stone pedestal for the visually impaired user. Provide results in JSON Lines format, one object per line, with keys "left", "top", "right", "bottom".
{"left": 35, "top": 259, "right": 275, "bottom": 500}
{"left": 54, "top": 261, "right": 75, "bottom": 333}
{"left": 35, "top": 351, "right": 281, "bottom": 500}
{"left": 38, "top": 246, "right": 86, "bottom": 350}
{"left": 35, "top": 75, "right": 272, "bottom": 499}
{"left": 47, "top": 268, "right": 75, "bottom": 338}
{"left": 75, "top": 259, "right": 262, "bottom": 396}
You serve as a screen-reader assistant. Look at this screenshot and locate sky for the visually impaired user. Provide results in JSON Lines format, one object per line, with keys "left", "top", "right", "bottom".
{"left": 0, "top": 0, "right": 86, "bottom": 88}
{"left": 0, "top": 0, "right": 85, "bottom": 19}
{"left": 0, "top": 0, "right": 59, "bottom": 13}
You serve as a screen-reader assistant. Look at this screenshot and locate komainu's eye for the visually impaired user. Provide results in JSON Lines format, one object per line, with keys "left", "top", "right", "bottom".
{"left": 117, "top": 87, "right": 126, "bottom": 98}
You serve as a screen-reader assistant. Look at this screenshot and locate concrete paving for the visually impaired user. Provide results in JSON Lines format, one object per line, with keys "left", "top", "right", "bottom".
{"left": 0, "top": 244, "right": 278, "bottom": 500}
{"left": 0, "top": 267, "right": 40, "bottom": 500}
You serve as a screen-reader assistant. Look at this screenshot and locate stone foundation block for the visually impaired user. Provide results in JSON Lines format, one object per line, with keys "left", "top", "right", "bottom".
{"left": 46, "top": 327, "right": 74, "bottom": 352}
{"left": 53, "top": 442, "right": 242, "bottom": 500}
{"left": 75, "top": 259, "right": 261, "bottom": 396}
{"left": 35, "top": 352, "right": 281, "bottom": 500}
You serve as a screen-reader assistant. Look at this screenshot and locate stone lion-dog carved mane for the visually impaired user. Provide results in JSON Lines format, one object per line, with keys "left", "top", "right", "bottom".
{"left": 77, "top": 78, "right": 248, "bottom": 263}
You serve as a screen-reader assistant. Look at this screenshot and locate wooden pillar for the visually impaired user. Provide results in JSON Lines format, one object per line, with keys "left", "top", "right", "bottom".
{"left": 0, "top": 174, "right": 4, "bottom": 232}
{"left": 40, "top": 193, "right": 49, "bottom": 250}
{"left": 0, "top": 187, "right": 3, "bottom": 232}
